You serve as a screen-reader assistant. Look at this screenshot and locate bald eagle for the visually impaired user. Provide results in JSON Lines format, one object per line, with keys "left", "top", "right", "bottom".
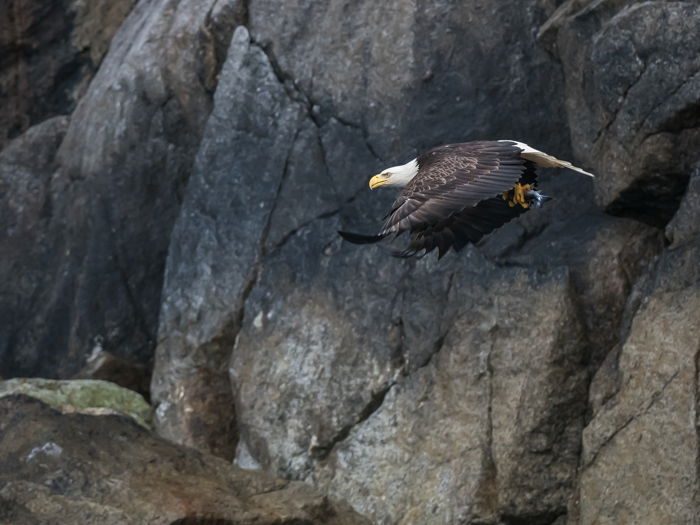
{"left": 338, "top": 140, "right": 593, "bottom": 258}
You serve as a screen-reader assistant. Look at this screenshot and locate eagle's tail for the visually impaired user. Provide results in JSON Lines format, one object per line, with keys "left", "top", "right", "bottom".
{"left": 338, "top": 230, "right": 385, "bottom": 244}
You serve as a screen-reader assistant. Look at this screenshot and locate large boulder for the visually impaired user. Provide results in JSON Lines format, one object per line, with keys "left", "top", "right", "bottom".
{"left": 0, "top": 0, "right": 246, "bottom": 379}
{"left": 0, "top": 394, "right": 369, "bottom": 525}
{"left": 542, "top": 1, "right": 700, "bottom": 225}
{"left": 303, "top": 257, "right": 589, "bottom": 524}
{"left": 150, "top": 25, "right": 335, "bottom": 459}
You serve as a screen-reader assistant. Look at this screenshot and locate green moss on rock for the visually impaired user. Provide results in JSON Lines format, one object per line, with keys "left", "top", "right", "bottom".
{"left": 0, "top": 378, "right": 152, "bottom": 429}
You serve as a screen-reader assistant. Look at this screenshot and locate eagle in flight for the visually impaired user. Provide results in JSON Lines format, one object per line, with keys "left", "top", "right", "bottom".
{"left": 338, "top": 140, "right": 593, "bottom": 258}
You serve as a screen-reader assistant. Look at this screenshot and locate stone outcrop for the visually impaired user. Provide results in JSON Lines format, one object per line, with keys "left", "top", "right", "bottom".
{"left": 307, "top": 259, "right": 589, "bottom": 524}
{"left": 542, "top": 1, "right": 700, "bottom": 225}
{"left": 577, "top": 237, "right": 700, "bottom": 524}
{"left": 0, "top": 394, "right": 369, "bottom": 525}
{"left": 0, "top": 377, "right": 152, "bottom": 429}
{"left": 0, "top": 0, "right": 246, "bottom": 379}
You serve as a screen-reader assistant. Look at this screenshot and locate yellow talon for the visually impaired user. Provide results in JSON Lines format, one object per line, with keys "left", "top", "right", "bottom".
{"left": 502, "top": 183, "right": 534, "bottom": 208}
{"left": 511, "top": 183, "right": 531, "bottom": 209}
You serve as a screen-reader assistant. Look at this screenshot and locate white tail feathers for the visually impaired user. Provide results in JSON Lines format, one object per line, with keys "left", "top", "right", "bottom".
{"left": 500, "top": 140, "right": 594, "bottom": 177}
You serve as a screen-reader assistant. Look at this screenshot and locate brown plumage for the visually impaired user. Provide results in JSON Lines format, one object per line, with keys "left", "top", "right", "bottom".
{"left": 339, "top": 140, "right": 593, "bottom": 258}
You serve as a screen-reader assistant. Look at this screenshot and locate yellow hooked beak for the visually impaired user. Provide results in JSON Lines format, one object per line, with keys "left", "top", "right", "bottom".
{"left": 369, "top": 173, "right": 389, "bottom": 190}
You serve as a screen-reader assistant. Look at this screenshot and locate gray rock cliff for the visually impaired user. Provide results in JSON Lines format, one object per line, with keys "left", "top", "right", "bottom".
{"left": 1, "top": 0, "right": 699, "bottom": 523}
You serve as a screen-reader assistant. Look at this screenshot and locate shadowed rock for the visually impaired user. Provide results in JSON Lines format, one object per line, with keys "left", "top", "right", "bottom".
{"left": 0, "top": 0, "right": 136, "bottom": 148}
{"left": 0, "top": 0, "right": 246, "bottom": 379}
{"left": 666, "top": 162, "right": 700, "bottom": 246}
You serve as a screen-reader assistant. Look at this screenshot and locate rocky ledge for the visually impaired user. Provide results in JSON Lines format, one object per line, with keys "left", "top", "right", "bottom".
{"left": 0, "top": 393, "right": 368, "bottom": 525}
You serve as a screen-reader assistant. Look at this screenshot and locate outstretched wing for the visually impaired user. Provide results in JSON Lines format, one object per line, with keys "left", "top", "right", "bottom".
{"left": 393, "top": 161, "right": 538, "bottom": 258}
{"left": 380, "top": 141, "right": 528, "bottom": 238}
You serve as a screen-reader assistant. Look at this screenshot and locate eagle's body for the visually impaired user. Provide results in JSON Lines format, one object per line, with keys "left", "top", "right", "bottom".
{"left": 339, "top": 140, "right": 593, "bottom": 258}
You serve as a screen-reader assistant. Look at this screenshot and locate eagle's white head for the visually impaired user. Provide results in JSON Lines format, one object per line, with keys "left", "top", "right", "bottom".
{"left": 369, "top": 159, "right": 419, "bottom": 189}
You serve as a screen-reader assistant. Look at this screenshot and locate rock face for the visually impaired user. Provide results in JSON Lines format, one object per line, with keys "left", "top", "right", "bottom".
{"left": 2, "top": 0, "right": 700, "bottom": 524}
{"left": 544, "top": 1, "right": 700, "bottom": 225}
{"left": 578, "top": 237, "right": 700, "bottom": 525}
{"left": 0, "top": 0, "right": 137, "bottom": 148}
{"left": 308, "top": 260, "right": 589, "bottom": 524}
{"left": 0, "top": 394, "right": 369, "bottom": 525}
{"left": 0, "top": 0, "right": 246, "bottom": 378}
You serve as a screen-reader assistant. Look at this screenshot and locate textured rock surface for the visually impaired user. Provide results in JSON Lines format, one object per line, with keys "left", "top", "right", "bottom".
{"left": 248, "top": 0, "right": 571, "bottom": 159}
{"left": 153, "top": 0, "right": 576, "bottom": 462}
{"left": 0, "top": 378, "right": 151, "bottom": 429}
{"left": 544, "top": 1, "right": 700, "bottom": 224}
{"left": 2, "top": 0, "right": 700, "bottom": 523}
{"left": 505, "top": 211, "right": 663, "bottom": 364}
{"left": 307, "top": 257, "right": 588, "bottom": 524}
{"left": 0, "top": 116, "right": 70, "bottom": 376}
{"left": 0, "top": 0, "right": 136, "bottom": 147}
{"left": 0, "top": 395, "right": 369, "bottom": 525}
{"left": 0, "top": 0, "right": 245, "bottom": 378}
{"left": 151, "top": 25, "right": 315, "bottom": 459}
{"left": 578, "top": 237, "right": 700, "bottom": 525}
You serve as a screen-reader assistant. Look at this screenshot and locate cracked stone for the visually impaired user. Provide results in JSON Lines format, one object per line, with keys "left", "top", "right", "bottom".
{"left": 547, "top": 1, "right": 700, "bottom": 224}
{"left": 1, "top": 0, "right": 246, "bottom": 379}
{"left": 308, "top": 254, "right": 588, "bottom": 524}
{"left": 151, "top": 25, "right": 306, "bottom": 458}
{"left": 578, "top": 237, "right": 700, "bottom": 524}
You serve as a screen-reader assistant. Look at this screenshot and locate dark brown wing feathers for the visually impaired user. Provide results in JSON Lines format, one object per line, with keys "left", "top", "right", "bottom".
{"left": 380, "top": 141, "right": 527, "bottom": 239}
{"left": 339, "top": 140, "right": 540, "bottom": 257}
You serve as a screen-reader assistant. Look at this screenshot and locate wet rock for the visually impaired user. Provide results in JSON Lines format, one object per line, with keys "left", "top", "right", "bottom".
{"left": 0, "top": 378, "right": 151, "bottom": 429}
{"left": 0, "top": 0, "right": 136, "bottom": 147}
{"left": 544, "top": 1, "right": 700, "bottom": 224}
{"left": 0, "top": 0, "right": 245, "bottom": 379}
{"left": 0, "top": 394, "right": 369, "bottom": 525}
{"left": 578, "top": 237, "right": 700, "bottom": 524}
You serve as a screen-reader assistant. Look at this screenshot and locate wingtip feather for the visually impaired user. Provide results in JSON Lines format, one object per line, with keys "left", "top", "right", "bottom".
{"left": 338, "top": 230, "right": 385, "bottom": 245}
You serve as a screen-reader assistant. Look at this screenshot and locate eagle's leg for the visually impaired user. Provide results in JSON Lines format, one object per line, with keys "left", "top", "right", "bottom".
{"left": 514, "top": 183, "right": 530, "bottom": 208}
{"left": 502, "top": 183, "right": 532, "bottom": 208}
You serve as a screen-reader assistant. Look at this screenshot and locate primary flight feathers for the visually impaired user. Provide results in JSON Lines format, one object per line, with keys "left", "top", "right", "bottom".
{"left": 338, "top": 140, "right": 593, "bottom": 258}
